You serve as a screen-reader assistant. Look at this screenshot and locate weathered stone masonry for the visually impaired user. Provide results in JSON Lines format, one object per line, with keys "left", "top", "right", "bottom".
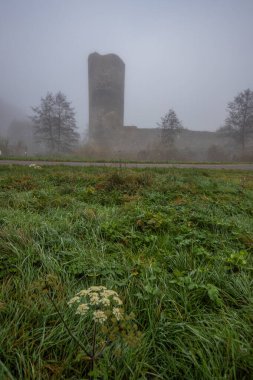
{"left": 88, "top": 52, "right": 125, "bottom": 144}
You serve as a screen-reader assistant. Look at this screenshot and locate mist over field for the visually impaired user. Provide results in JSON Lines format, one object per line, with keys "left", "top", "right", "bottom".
{"left": 0, "top": 0, "right": 253, "bottom": 160}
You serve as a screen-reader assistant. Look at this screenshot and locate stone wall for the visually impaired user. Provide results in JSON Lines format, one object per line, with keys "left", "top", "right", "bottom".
{"left": 102, "top": 126, "right": 234, "bottom": 160}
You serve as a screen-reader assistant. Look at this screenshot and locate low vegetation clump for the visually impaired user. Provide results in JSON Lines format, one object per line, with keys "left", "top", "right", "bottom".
{"left": 0, "top": 165, "right": 253, "bottom": 379}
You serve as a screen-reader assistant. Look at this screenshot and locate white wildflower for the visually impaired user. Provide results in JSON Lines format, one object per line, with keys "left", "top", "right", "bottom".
{"left": 76, "top": 303, "right": 89, "bottom": 315}
{"left": 89, "top": 293, "right": 100, "bottom": 305}
{"left": 88, "top": 286, "right": 107, "bottom": 292}
{"left": 100, "top": 297, "right": 111, "bottom": 307}
{"left": 69, "top": 286, "right": 124, "bottom": 322}
{"left": 67, "top": 296, "right": 80, "bottom": 306}
{"left": 76, "top": 289, "right": 89, "bottom": 296}
{"left": 29, "top": 163, "right": 41, "bottom": 169}
{"left": 113, "top": 307, "right": 123, "bottom": 320}
{"left": 93, "top": 310, "right": 107, "bottom": 324}
{"left": 113, "top": 296, "right": 123, "bottom": 305}
{"left": 101, "top": 289, "right": 118, "bottom": 297}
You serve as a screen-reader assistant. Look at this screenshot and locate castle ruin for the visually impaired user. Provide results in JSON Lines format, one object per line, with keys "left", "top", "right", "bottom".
{"left": 88, "top": 52, "right": 233, "bottom": 161}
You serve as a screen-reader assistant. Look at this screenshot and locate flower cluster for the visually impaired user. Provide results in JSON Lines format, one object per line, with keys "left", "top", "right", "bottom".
{"left": 68, "top": 286, "right": 124, "bottom": 324}
{"left": 29, "top": 163, "right": 42, "bottom": 169}
{"left": 67, "top": 286, "right": 141, "bottom": 356}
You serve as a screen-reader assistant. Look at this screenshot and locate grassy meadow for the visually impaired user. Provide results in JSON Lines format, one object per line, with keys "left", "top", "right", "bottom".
{"left": 0, "top": 164, "right": 253, "bottom": 379}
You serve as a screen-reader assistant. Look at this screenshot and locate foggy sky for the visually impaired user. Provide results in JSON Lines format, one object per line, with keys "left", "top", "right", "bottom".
{"left": 1, "top": 0, "right": 253, "bottom": 134}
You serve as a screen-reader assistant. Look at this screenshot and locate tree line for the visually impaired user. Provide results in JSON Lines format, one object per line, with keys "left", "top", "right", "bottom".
{"left": 219, "top": 89, "right": 253, "bottom": 153}
{"left": 158, "top": 89, "right": 253, "bottom": 154}
{"left": 2, "top": 88, "right": 252, "bottom": 157}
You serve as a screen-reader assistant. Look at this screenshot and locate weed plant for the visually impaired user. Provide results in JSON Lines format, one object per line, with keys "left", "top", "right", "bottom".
{"left": 0, "top": 165, "right": 253, "bottom": 379}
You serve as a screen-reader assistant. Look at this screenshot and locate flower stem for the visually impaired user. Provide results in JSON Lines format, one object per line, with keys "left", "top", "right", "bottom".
{"left": 45, "top": 281, "right": 91, "bottom": 358}
{"left": 91, "top": 322, "right": 97, "bottom": 373}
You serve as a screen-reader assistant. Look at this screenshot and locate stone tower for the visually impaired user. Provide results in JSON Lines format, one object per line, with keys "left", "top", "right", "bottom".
{"left": 88, "top": 52, "right": 125, "bottom": 143}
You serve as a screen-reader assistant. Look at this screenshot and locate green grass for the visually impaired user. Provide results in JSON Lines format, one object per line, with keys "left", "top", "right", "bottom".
{"left": 0, "top": 165, "right": 253, "bottom": 379}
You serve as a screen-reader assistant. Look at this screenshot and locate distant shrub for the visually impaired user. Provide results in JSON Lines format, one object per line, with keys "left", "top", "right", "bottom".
{"left": 104, "top": 171, "right": 153, "bottom": 192}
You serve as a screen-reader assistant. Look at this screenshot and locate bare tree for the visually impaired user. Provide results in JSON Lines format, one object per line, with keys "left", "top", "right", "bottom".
{"left": 157, "top": 109, "right": 183, "bottom": 147}
{"left": 31, "top": 92, "right": 79, "bottom": 153}
{"left": 220, "top": 89, "right": 253, "bottom": 153}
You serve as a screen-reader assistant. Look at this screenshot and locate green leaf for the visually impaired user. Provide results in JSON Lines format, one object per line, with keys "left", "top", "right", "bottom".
{"left": 206, "top": 284, "right": 222, "bottom": 306}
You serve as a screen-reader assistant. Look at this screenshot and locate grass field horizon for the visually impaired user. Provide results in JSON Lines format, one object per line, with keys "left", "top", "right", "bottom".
{"left": 0, "top": 165, "right": 252, "bottom": 379}
{"left": 1, "top": 155, "right": 253, "bottom": 166}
